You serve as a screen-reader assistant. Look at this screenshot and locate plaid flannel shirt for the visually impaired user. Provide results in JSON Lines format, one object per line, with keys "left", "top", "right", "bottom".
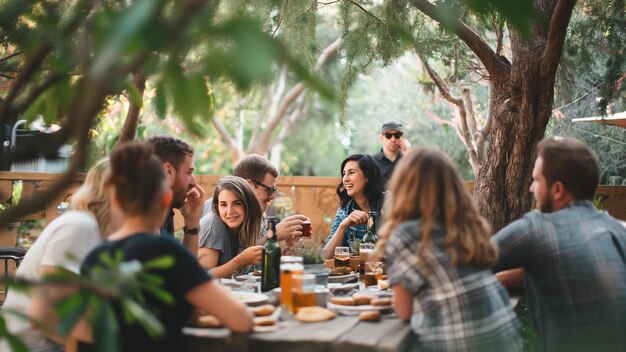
{"left": 386, "top": 220, "right": 521, "bottom": 351}
{"left": 493, "top": 200, "right": 626, "bottom": 352}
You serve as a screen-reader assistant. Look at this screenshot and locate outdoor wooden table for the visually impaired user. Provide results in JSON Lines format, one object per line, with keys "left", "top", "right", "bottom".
{"left": 183, "top": 313, "right": 417, "bottom": 352}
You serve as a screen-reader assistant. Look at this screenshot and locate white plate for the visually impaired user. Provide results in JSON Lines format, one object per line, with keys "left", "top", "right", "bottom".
{"left": 328, "top": 273, "right": 358, "bottom": 283}
{"left": 326, "top": 301, "right": 392, "bottom": 312}
{"left": 235, "top": 273, "right": 262, "bottom": 282}
{"left": 231, "top": 291, "right": 269, "bottom": 305}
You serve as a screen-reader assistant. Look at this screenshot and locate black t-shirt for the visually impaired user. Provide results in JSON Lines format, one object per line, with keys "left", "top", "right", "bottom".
{"left": 371, "top": 150, "right": 403, "bottom": 187}
{"left": 79, "top": 233, "right": 211, "bottom": 352}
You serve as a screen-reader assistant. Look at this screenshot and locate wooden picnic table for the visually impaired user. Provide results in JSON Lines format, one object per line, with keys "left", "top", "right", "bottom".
{"left": 183, "top": 313, "right": 417, "bottom": 352}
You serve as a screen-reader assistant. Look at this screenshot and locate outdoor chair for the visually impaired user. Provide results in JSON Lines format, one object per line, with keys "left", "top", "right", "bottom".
{"left": 0, "top": 246, "right": 26, "bottom": 305}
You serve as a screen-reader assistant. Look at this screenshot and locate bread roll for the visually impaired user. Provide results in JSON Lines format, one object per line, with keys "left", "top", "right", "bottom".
{"left": 359, "top": 311, "right": 381, "bottom": 321}
{"left": 352, "top": 293, "right": 375, "bottom": 306}
{"left": 370, "top": 297, "right": 392, "bottom": 307}
{"left": 252, "top": 304, "right": 275, "bottom": 317}
{"left": 330, "top": 297, "right": 356, "bottom": 306}
{"left": 377, "top": 280, "right": 389, "bottom": 290}
{"left": 197, "top": 315, "right": 222, "bottom": 328}
{"left": 296, "top": 306, "right": 336, "bottom": 323}
{"left": 254, "top": 316, "right": 276, "bottom": 326}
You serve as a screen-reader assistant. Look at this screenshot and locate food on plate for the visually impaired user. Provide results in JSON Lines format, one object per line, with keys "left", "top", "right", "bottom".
{"left": 254, "top": 316, "right": 276, "bottom": 326}
{"left": 330, "top": 296, "right": 356, "bottom": 306}
{"left": 251, "top": 270, "right": 262, "bottom": 276}
{"left": 197, "top": 315, "right": 222, "bottom": 328}
{"left": 370, "top": 297, "right": 392, "bottom": 307}
{"left": 295, "top": 306, "right": 337, "bottom": 323}
{"left": 352, "top": 293, "right": 376, "bottom": 306}
{"left": 329, "top": 266, "right": 352, "bottom": 276}
{"left": 377, "top": 280, "right": 389, "bottom": 290}
{"left": 359, "top": 311, "right": 381, "bottom": 321}
{"left": 252, "top": 304, "right": 275, "bottom": 317}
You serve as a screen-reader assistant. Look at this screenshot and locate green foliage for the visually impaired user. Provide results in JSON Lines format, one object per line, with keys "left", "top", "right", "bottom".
{"left": 0, "top": 250, "right": 176, "bottom": 352}
{"left": 547, "top": 119, "right": 626, "bottom": 185}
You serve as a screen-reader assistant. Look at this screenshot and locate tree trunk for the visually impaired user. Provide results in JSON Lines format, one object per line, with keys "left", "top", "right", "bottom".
{"left": 410, "top": 0, "right": 575, "bottom": 231}
{"left": 474, "top": 5, "right": 572, "bottom": 231}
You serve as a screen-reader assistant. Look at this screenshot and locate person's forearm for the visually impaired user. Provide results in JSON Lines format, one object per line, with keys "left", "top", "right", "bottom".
{"left": 209, "top": 256, "right": 244, "bottom": 278}
{"left": 182, "top": 233, "right": 198, "bottom": 257}
{"left": 495, "top": 268, "right": 525, "bottom": 296}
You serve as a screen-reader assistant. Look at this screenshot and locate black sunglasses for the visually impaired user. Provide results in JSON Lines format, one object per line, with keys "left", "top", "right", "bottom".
{"left": 384, "top": 132, "right": 403, "bottom": 139}
{"left": 252, "top": 179, "right": 278, "bottom": 196}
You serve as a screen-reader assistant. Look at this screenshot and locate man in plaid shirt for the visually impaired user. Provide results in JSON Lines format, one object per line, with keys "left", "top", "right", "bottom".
{"left": 493, "top": 136, "right": 626, "bottom": 352}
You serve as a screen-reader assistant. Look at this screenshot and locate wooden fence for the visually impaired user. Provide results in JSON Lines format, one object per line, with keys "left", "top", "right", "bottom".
{"left": 1, "top": 172, "right": 625, "bottom": 248}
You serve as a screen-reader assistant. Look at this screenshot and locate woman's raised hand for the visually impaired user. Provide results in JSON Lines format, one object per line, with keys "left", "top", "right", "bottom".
{"left": 342, "top": 209, "right": 368, "bottom": 228}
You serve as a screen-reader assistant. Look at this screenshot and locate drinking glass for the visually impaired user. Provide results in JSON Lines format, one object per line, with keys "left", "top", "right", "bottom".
{"left": 292, "top": 273, "right": 316, "bottom": 313}
{"left": 359, "top": 243, "right": 374, "bottom": 279}
{"left": 364, "top": 261, "right": 384, "bottom": 287}
{"left": 334, "top": 247, "right": 350, "bottom": 268}
{"left": 280, "top": 256, "right": 303, "bottom": 313}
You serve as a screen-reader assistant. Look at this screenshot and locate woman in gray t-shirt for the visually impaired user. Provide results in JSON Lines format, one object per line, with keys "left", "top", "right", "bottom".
{"left": 198, "top": 176, "right": 263, "bottom": 278}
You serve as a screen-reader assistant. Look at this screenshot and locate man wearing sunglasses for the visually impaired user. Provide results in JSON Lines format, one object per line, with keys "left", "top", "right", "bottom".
{"left": 371, "top": 120, "right": 411, "bottom": 187}
{"left": 199, "top": 155, "right": 308, "bottom": 268}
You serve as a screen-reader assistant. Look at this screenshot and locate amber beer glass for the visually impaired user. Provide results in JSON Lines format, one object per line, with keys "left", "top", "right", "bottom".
{"left": 334, "top": 246, "right": 350, "bottom": 268}
{"left": 280, "top": 256, "right": 304, "bottom": 313}
{"left": 292, "top": 274, "right": 316, "bottom": 313}
{"left": 364, "top": 261, "right": 384, "bottom": 287}
{"left": 359, "top": 243, "right": 374, "bottom": 280}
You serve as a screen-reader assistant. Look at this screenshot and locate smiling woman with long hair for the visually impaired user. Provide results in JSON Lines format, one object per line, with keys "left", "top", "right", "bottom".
{"left": 374, "top": 148, "right": 521, "bottom": 351}
{"left": 322, "top": 154, "right": 384, "bottom": 259}
{"left": 197, "top": 176, "right": 263, "bottom": 278}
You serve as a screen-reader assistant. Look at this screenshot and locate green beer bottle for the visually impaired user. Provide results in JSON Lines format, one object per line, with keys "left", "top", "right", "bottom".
{"left": 362, "top": 211, "right": 378, "bottom": 244}
{"left": 261, "top": 216, "right": 281, "bottom": 292}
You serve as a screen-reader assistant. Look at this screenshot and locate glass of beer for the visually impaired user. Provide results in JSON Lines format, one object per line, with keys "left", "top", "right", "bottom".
{"left": 292, "top": 273, "right": 316, "bottom": 313}
{"left": 334, "top": 247, "right": 350, "bottom": 268}
{"left": 280, "top": 256, "right": 304, "bottom": 314}
{"left": 364, "top": 261, "right": 384, "bottom": 287}
{"left": 359, "top": 243, "right": 374, "bottom": 280}
{"left": 301, "top": 218, "right": 312, "bottom": 238}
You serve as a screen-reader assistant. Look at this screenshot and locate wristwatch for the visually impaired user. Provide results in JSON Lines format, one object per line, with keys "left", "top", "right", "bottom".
{"left": 183, "top": 226, "right": 199, "bottom": 235}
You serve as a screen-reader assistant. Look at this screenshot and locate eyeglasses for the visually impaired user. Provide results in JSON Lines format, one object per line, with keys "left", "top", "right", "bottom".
{"left": 384, "top": 132, "right": 403, "bottom": 139}
{"left": 252, "top": 179, "right": 278, "bottom": 196}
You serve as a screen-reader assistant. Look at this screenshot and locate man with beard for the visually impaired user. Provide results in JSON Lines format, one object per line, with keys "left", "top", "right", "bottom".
{"left": 371, "top": 121, "right": 411, "bottom": 188}
{"left": 148, "top": 136, "right": 205, "bottom": 256}
{"left": 492, "top": 136, "right": 626, "bottom": 352}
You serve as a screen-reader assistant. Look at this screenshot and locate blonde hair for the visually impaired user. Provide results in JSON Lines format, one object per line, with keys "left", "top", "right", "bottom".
{"left": 374, "top": 148, "right": 497, "bottom": 269}
{"left": 70, "top": 158, "right": 112, "bottom": 238}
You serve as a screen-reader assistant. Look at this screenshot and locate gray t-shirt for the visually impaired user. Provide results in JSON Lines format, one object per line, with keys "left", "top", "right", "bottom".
{"left": 199, "top": 202, "right": 239, "bottom": 268}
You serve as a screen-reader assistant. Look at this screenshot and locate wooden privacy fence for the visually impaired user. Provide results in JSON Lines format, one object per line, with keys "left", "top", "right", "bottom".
{"left": 1, "top": 172, "right": 625, "bottom": 248}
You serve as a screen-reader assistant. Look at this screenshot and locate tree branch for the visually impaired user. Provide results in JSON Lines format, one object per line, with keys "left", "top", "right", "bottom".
{"left": 417, "top": 51, "right": 479, "bottom": 175}
{"left": 252, "top": 37, "right": 341, "bottom": 155}
{"left": 0, "top": 52, "right": 21, "bottom": 64}
{"left": 211, "top": 117, "right": 241, "bottom": 163}
{"left": 408, "top": 0, "right": 510, "bottom": 81}
{"left": 118, "top": 70, "right": 147, "bottom": 144}
{"left": 542, "top": 0, "right": 576, "bottom": 78}
{"left": 348, "top": 0, "right": 386, "bottom": 24}
{"left": 13, "top": 72, "right": 64, "bottom": 115}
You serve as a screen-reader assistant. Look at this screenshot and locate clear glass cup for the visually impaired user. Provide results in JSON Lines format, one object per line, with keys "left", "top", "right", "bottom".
{"left": 359, "top": 243, "right": 374, "bottom": 279}
{"left": 280, "top": 256, "right": 303, "bottom": 313}
{"left": 364, "top": 261, "right": 384, "bottom": 287}
{"left": 292, "top": 273, "right": 316, "bottom": 313}
{"left": 334, "top": 246, "right": 350, "bottom": 268}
